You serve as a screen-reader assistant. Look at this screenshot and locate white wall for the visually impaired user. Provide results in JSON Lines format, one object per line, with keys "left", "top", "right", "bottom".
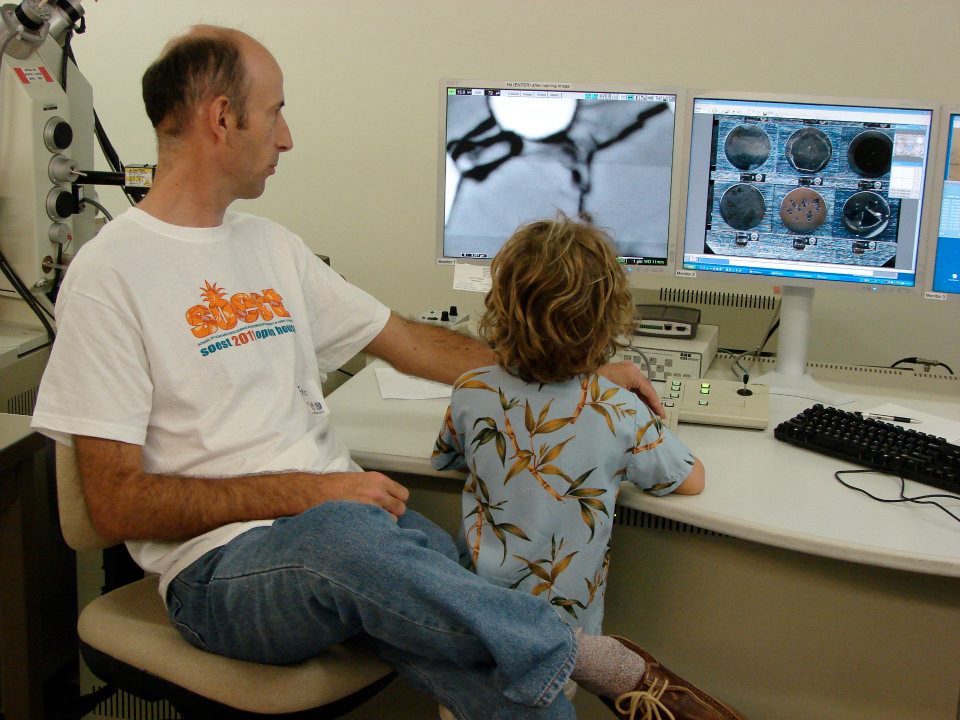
{"left": 76, "top": 0, "right": 960, "bottom": 370}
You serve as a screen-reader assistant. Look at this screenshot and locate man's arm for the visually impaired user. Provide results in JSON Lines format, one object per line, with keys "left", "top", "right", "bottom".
{"left": 366, "top": 314, "right": 665, "bottom": 413}
{"left": 363, "top": 312, "right": 496, "bottom": 385}
{"left": 75, "top": 435, "right": 409, "bottom": 543}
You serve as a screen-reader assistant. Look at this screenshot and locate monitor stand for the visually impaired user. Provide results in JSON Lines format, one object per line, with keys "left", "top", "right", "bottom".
{"left": 751, "top": 286, "right": 852, "bottom": 405}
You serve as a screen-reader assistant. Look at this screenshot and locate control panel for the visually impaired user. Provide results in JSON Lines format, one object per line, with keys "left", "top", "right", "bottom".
{"left": 657, "top": 377, "right": 770, "bottom": 431}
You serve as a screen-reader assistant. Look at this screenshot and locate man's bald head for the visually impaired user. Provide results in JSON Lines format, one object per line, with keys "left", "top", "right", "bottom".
{"left": 142, "top": 25, "right": 260, "bottom": 138}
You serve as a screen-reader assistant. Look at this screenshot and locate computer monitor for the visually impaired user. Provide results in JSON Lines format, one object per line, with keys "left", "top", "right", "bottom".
{"left": 437, "top": 79, "right": 682, "bottom": 272}
{"left": 679, "top": 93, "right": 937, "bottom": 398}
{"left": 927, "top": 108, "right": 960, "bottom": 300}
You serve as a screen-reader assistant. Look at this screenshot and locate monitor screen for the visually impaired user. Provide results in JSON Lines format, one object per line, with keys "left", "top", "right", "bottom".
{"left": 681, "top": 96, "right": 935, "bottom": 290}
{"left": 930, "top": 111, "right": 960, "bottom": 297}
{"left": 437, "top": 80, "right": 679, "bottom": 269}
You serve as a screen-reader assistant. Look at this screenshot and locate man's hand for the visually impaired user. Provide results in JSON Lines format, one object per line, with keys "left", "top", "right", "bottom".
{"left": 319, "top": 471, "right": 409, "bottom": 519}
{"left": 597, "top": 360, "right": 666, "bottom": 419}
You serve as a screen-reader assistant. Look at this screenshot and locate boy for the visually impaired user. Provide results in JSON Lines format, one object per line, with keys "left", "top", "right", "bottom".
{"left": 432, "top": 215, "right": 704, "bottom": 638}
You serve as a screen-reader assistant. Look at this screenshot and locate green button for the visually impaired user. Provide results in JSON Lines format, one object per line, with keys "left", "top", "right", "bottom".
{"left": 700, "top": 387, "right": 710, "bottom": 394}
{"left": 698, "top": 399, "right": 708, "bottom": 406}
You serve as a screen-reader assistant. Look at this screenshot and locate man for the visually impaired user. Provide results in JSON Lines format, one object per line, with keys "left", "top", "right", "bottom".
{"left": 31, "top": 26, "right": 744, "bottom": 720}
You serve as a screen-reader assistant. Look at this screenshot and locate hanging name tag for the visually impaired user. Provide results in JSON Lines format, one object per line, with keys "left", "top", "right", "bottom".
{"left": 297, "top": 379, "right": 329, "bottom": 416}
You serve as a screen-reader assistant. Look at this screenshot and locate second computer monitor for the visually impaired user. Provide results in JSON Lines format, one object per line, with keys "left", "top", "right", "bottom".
{"left": 679, "top": 93, "right": 937, "bottom": 398}
{"left": 438, "top": 80, "right": 681, "bottom": 270}
{"left": 681, "top": 95, "right": 935, "bottom": 290}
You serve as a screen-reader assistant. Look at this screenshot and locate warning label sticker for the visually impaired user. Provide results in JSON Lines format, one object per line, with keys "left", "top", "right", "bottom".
{"left": 14, "top": 66, "right": 54, "bottom": 84}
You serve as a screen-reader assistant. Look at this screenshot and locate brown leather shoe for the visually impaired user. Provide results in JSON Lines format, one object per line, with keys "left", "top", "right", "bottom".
{"left": 600, "top": 636, "right": 745, "bottom": 720}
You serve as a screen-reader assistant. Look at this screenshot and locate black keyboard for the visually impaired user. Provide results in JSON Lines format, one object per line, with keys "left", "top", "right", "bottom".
{"left": 774, "top": 404, "right": 960, "bottom": 495}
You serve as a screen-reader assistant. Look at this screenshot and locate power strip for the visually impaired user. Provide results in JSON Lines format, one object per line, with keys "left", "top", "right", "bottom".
{"left": 657, "top": 376, "right": 770, "bottom": 431}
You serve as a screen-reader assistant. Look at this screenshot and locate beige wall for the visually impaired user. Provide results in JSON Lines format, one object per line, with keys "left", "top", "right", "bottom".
{"left": 78, "top": 0, "right": 960, "bottom": 369}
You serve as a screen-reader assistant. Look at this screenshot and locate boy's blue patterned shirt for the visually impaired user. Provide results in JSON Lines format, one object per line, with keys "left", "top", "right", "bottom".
{"left": 431, "top": 365, "right": 695, "bottom": 634}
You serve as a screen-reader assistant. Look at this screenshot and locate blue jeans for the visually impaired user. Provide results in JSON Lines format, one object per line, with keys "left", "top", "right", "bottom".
{"left": 165, "top": 501, "right": 577, "bottom": 720}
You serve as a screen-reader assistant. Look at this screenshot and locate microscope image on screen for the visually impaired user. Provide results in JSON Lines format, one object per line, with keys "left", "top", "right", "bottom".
{"left": 704, "top": 115, "right": 904, "bottom": 267}
{"left": 442, "top": 87, "right": 676, "bottom": 265}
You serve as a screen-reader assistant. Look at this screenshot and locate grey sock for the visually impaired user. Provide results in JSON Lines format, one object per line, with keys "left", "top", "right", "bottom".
{"left": 569, "top": 629, "right": 646, "bottom": 701}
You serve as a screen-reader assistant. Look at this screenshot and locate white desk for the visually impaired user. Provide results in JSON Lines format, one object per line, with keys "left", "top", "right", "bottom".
{"left": 328, "top": 361, "right": 960, "bottom": 720}
{"left": 0, "top": 322, "right": 47, "bottom": 370}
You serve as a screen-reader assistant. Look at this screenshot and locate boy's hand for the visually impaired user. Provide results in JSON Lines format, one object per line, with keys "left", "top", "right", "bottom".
{"left": 597, "top": 361, "right": 666, "bottom": 419}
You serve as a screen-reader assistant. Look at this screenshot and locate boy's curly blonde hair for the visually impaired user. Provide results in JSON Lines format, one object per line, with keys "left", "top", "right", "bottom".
{"left": 478, "top": 214, "right": 634, "bottom": 383}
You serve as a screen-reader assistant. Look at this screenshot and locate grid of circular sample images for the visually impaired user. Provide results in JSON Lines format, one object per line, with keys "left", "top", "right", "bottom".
{"left": 705, "top": 115, "right": 903, "bottom": 266}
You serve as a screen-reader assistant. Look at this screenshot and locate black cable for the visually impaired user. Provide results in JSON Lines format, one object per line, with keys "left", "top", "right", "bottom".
{"left": 759, "top": 319, "right": 780, "bottom": 352}
{"left": 718, "top": 347, "right": 775, "bottom": 357}
{"left": 48, "top": 239, "right": 65, "bottom": 304}
{"left": 93, "top": 110, "right": 122, "bottom": 173}
{"left": 890, "top": 357, "right": 955, "bottom": 375}
{"left": 728, "top": 294, "right": 782, "bottom": 375}
{"left": 60, "top": 27, "right": 72, "bottom": 87}
{"left": 834, "top": 469, "right": 960, "bottom": 524}
{"left": 64, "top": 43, "right": 142, "bottom": 206}
{"left": 0, "top": 251, "right": 55, "bottom": 322}
{"left": 0, "top": 252, "right": 55, "bottom": 323}
{"left": 0, "top": 251, "right": 56, "bottom": 341}
{"left": 82, "top": 197, "right": 114, "bottom": 221}
{"left": 22, "top": 340, "right": 53, "bottom": 354}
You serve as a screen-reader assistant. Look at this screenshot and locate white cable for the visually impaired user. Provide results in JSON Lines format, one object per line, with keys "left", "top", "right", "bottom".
{"left": 625, "top": 345, "right": 653, "bottom": 378}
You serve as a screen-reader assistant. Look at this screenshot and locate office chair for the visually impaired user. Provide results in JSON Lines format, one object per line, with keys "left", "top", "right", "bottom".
{"left": 55, "top": 442, "right": 395, "bottom": 719}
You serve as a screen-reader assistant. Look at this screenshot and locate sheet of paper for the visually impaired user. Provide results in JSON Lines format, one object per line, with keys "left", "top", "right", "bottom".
{"left": 866, "top": 402, "right": 960, "bottom": 444}
{"left": 374, "top": 367, "right": 452, "bottom": 400}
{"left": 452, "top": 263, "right": 492, "bottom": 293}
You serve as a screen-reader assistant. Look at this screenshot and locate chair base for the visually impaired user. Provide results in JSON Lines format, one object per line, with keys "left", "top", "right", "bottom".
{"left": 80, "top": 642, "right": 396, "bottom": 720}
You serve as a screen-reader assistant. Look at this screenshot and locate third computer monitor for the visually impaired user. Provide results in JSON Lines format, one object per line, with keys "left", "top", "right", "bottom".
{"left": 437, "top": 80, "right": 681, "bottom": 272}
{"left": 929, "top": 109, "right": 960, "bottom": 299}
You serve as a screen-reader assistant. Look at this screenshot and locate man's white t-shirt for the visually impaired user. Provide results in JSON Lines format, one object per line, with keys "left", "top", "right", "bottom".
{"left": 31, "top": 208, "right": 390, "bottom": 599}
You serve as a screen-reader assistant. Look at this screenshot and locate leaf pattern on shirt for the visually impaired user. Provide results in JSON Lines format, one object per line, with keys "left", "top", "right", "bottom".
{"left": 585, "top": 546, "right": 612, "bottom": 607}
{"left": 511, "top": 535, "right": 586, "bottom": 620}
{"left": 464, "top": 459, "right": 531, "bottom": 566}
{"left": 432, "top": 405, "right": 463, "bottom": 469}
{"left": 435, "top": 371, "right": 636, "bottom": 552}
{"left": 432, "top": 367, "right": 694, "bottom": 632}
{"left": 629, "top": 415, "right": 667, "bottom": 454}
